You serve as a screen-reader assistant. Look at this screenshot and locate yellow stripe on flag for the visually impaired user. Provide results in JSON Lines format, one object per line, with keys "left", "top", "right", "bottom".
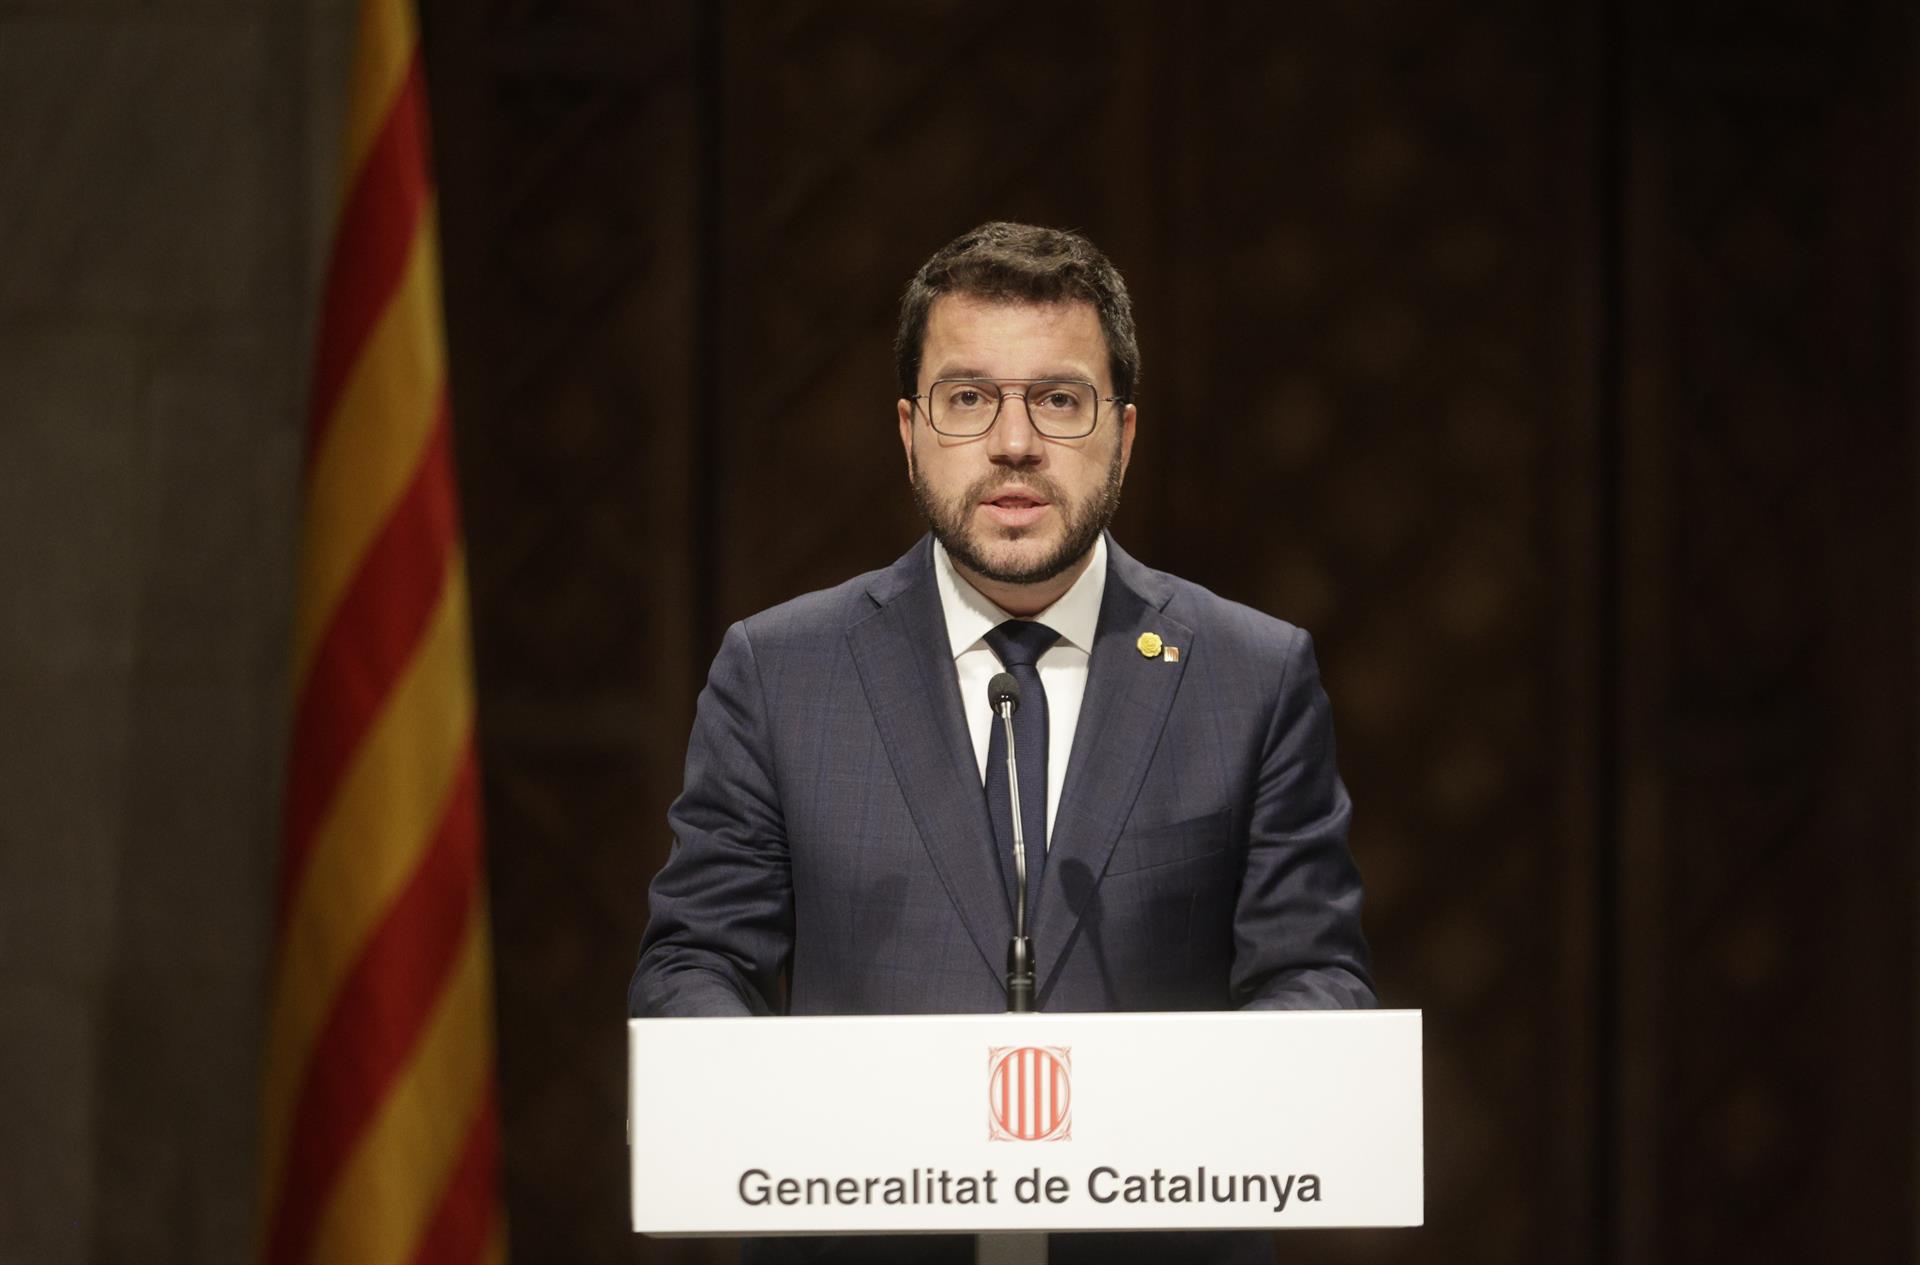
{"left": 259, "top": 559, "right": 475, "bottom": 1215}
{"left": 339, "top": 0, "right": 418, "bottom": 206}
{"left": 292, "top": 215, "right": 447, "bottom": 686}
{"left": 309, "top": 901, "right": 497, "bottom": 1265}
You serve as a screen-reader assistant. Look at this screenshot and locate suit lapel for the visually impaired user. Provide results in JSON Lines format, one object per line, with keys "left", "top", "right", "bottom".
{"left": 846, "top": 538, "right": 1011, "bottom": 988}
{"left": 1033, "top": 539, "right": 1192, "bottom": 998}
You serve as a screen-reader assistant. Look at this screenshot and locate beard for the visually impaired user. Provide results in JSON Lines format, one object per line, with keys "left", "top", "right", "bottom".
{"left": 909, "top": 440, "right": 1126, "bottom": 586}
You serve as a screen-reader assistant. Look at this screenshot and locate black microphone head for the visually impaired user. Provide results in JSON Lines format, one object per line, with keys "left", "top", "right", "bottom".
{"left": 987, "top": 672, "right": 1021, "bottom": 714}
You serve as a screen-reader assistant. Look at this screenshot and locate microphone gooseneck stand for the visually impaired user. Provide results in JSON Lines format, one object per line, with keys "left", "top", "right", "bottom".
{"left": 983, "top": 673, "right": 1049, "bottom": 1265}
{"left": 987, "top": 671, "right": 1034, "bottom": 1014}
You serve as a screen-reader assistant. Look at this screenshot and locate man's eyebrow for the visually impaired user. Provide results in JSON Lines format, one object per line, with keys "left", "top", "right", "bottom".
{"left": 928, "top": 367, "right": 1097, "bottom": 383}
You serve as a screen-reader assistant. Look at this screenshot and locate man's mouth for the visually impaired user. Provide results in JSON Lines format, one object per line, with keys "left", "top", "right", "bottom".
{"left": 978, "top": 488, "right": 1052, "bottom": 529}
{"left": 984, "top": 491, "right": 1048, "bottom": 509}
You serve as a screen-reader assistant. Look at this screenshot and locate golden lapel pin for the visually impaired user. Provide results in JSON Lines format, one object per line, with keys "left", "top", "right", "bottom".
{"left": 1164, "top": 646, "right": 1181, "bottom": 663}
{"left": 1136, "top": 632, "right": 1163, "bottom": 659}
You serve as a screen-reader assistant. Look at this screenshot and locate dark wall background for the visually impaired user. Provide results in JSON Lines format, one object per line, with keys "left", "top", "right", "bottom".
{"left": 420, "top": 3, "right": 1917, "bottom": 1264}
{"left": 2, "top": 2, "right": 1908, "bottom": 1263}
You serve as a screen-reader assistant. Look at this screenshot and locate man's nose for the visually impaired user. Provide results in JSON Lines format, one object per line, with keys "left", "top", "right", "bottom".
{"left": 986, "top": 392, "right": 1042, "bottom": 463}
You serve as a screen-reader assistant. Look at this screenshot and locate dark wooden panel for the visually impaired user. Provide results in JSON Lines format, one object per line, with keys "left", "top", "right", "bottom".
{"left": 1613, "top": 1, "right": 1917, "bottom": 1260}
{"left": 1158, "top": 8, "right": 1603, "bottom": 1262}
{"left": 424, "top": 3, "right": 710, "bottom": 1261}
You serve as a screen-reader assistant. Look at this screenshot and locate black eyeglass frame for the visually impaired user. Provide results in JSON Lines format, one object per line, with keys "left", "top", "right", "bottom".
{"left": 908, "top": 377, "right": 1129, "bottom": 440}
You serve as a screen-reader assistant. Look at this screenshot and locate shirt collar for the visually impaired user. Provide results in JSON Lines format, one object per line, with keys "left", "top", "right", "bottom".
{"left": 931, "top": 533, "right": 1108, "bottom": 660}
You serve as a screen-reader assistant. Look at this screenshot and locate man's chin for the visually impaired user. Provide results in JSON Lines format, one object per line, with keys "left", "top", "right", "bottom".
{"left": 951, "top": 534, "right": 1080, "bottom": 587}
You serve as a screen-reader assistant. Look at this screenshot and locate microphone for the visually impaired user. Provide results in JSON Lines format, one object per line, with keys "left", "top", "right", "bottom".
{"left": 987, "top": 672, "right": 1035, "bottom": 1013}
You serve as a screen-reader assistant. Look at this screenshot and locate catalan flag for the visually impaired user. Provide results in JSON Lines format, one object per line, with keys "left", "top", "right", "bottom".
{"left": 255, "top": 0, "right": 506, "bottom": 1261}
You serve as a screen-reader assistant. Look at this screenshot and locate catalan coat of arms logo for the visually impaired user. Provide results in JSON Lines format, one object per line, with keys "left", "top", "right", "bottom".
{"left": 987, "top": 1045, "right": 1072, "bottom": 1141}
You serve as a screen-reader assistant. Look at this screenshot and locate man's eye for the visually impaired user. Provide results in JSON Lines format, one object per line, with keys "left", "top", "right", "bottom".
{"left": 951, "top": 389, "right": 986, "bottom": 408}
{"left": 1040, "top": 392, "right": 1078, "bottom": 410}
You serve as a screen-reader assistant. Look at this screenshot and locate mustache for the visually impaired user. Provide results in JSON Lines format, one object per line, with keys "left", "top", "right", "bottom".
{"left": 965, "top": 471, "right": 1060, "bottom": 504}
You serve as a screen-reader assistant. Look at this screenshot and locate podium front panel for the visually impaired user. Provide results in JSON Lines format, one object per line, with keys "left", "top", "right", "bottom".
{"left": 630, "top": 1009, "right": 1422, "bottom": 1235}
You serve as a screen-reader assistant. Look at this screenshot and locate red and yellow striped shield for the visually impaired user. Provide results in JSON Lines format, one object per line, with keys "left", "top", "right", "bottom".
{"left": 988, "top": 1046, "right": 1073, "bottom": 1142}
{"left": 255, "top": 0, "right": 506, "bottom": 1262}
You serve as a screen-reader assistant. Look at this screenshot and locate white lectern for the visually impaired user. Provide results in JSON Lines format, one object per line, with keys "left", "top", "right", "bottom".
{"left": 631, "top": 1008, "right": 1422, "bottom": 1255}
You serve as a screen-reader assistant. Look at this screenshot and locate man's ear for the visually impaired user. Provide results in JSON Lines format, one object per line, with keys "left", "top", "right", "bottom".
{"left": 1118, "top": 401, "right": 1137, "bottom": 477}
{"left": 897, "top": 398, "right": 915, "bottom": 477}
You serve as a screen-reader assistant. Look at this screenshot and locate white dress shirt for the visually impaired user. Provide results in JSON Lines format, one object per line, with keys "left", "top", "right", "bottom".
{"left": 931, "top": 534, "right": 1108, "bottom": 846}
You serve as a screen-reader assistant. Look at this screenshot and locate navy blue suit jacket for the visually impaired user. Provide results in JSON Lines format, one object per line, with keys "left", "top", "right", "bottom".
{"left": 633, "top": 533, "right": 1371, "bottom": 1017}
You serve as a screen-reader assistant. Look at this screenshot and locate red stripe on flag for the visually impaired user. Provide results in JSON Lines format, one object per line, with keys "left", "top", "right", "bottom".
{"left": 409, "top": 1090, "right": 501, "bottom": 1265}
{"left": 307, "top": 52, "right": 433, "bottom": 458}
{"left": 1011, "top": 1054, "right": 1018, "bottom": 1135}
{"left": 1015, "top": 1051, "right": 1026, "bottom": 1139}
{"left": 262, "top": 748, "right": 483, "bottom": 1265}
{"left": 1032, "top": 1051, "right": 1043, "bottom": 1138}
{"left": 999, "top": 1055, "right": 1009, "bottom": 1134}
{"left": 1019, "top": 1050, "right": 1030, "bottom": 1139}
{"left": 1037, "top": 1053, "right": 1047, "bottom": 1136}
{"left": 1033, "top": 1051, "right": 1043, "bottom": 1138}
{"left": 279, "top": 392, "right": 456, "bottom": 923}
{"left": 1050, "top": 1056, "right": 1061, "bottom": 1133}
{"left": 1030, "top": 1050, "right": 1040, "bottom": 1139}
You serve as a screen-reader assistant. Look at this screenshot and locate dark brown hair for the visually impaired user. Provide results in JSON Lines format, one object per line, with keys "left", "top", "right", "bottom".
{"left": 894, "top": 221, "right": 1140, "bottom": 403}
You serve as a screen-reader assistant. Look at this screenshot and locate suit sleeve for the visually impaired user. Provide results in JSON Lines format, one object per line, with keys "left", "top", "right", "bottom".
{"left": 629, "top": 621, "right": 792, "bottom": 1017}
{"left": 1231, "top": 626, "right": 1377, "bottom": 1010}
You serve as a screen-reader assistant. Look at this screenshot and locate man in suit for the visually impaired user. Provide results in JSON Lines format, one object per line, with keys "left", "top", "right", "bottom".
{"left": 631, "top": 222, "right": 1372, "bottom": 1263}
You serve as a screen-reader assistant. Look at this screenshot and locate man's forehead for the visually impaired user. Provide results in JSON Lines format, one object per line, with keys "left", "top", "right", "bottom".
{"left": 921, "top": 294, "right": 1107, "bottom": 376}
{"left": 926, "top": 292, "right": 1100, "bottom": 329}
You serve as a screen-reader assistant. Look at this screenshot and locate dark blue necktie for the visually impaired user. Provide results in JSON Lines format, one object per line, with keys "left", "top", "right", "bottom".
{"left": 983, "top": 619, "right": 1061, "bottom": 924}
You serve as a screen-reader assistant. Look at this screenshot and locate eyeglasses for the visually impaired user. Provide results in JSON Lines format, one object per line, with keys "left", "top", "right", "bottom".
{"left": 910, "top": 378, "right": 1124, "bottom": 439}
